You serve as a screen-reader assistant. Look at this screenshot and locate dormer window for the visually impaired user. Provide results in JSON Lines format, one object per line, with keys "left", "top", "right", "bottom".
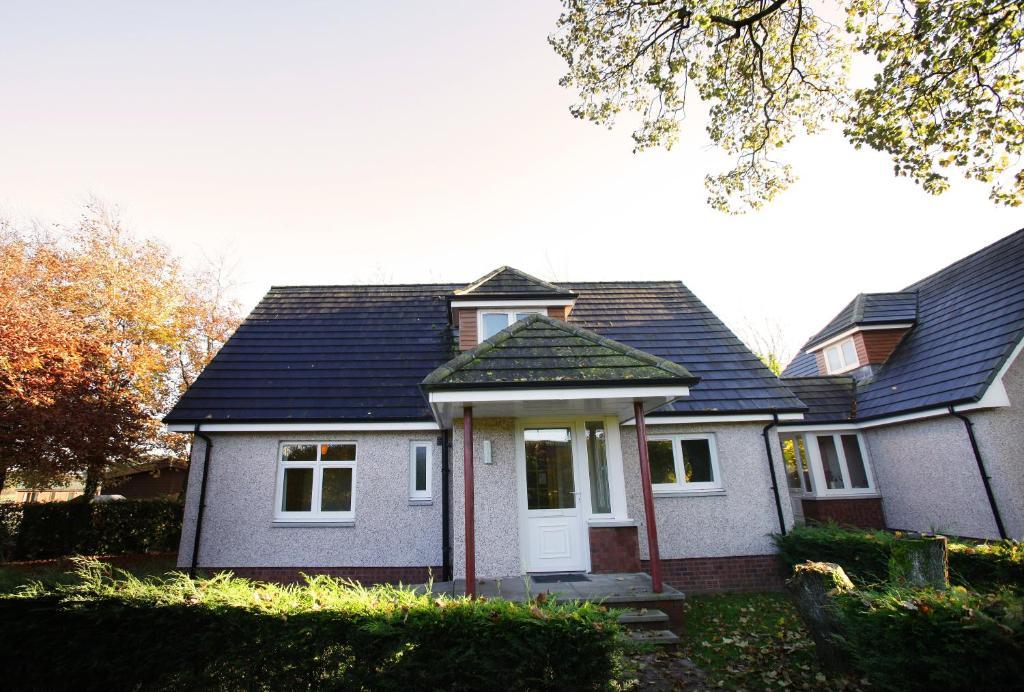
{"left": 479, "top": 309, "right": 544, "bottom": 341}
{"left": 824, "top": 337, "right": 859, "bottom": 374}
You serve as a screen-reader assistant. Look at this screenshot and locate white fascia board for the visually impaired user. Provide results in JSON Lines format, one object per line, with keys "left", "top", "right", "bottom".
{"left": 623, "top": 412, "right": 805, "bottom": 426}
{"left": 449, "top": 298, "right": 575, "bottom": 308}
{"left": 959, "top": 334, "right": 1023, "bottom": 411}
{"left": 808, "top": 323, "right": 914, "bottom": 352}
{"left": 428, "top": 385, "right": 689, "bottom": 404}
{"left": 166, "top": 421, "right": 440, "bottom": 433}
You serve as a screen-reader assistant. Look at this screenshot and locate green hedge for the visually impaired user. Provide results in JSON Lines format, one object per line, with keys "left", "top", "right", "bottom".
{"left": 0, "top": 561, "right": 625, "bottom": 690}
{"left": 0, "top": 499, "right": 183, "bottom": 561}
{"left": 834, "top": 587, "right": 1023, "bottom": 690}
{"left": 774, "top": 523, "right": 1024, "bottom": 590}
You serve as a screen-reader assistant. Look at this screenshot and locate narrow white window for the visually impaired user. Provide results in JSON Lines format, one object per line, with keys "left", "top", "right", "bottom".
{"left": 646, "top": 434, "right": 722, "bottom": 493}
{"left": 409, "top": 442, "right": 432, "bottom": 502}
{"left": 276, "top": 442, "right": 356, "bottom": 522}
{"left": 823, "top": 337, "right": 859, "bottom": 374}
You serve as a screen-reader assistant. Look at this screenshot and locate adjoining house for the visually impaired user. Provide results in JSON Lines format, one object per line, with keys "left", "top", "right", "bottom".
{"left": 165, "top": 267, "right": 806, "bottom": 594}
{"left": 779, "top": 229, "right": 1024, "bottom": 540}
{"left": 102, "top": 459, "right": 189, "bottom": 500}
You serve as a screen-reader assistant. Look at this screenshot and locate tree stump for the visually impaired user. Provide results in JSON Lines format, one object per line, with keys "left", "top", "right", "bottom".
{"left": 889, "top": 535, "right": 948, "bottom": 589}
{"left": 787, "top": 561, "right": 855, "bottom": 673}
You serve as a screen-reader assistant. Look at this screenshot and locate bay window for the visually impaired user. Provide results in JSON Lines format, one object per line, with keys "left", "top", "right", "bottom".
{"left": 275, "top": 442, "right": 356, "bottom": 522}
{"left": 778, "top": 431, "right": 875, "bottom": 496}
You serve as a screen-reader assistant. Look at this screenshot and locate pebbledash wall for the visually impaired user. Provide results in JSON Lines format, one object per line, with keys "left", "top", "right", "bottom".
{"left": 448, "top": 418, "right": 792, "bottom": 593}
{"left": 862, "top": 349, "right": 1024, "bottom": 540}
{"left": 177, "top": 431, "right": 443, "bottom": 583}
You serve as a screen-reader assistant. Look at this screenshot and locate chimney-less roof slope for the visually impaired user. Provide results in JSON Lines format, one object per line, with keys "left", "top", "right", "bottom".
{"left": 803, "top": 291, "right": 918, "bottom": 350}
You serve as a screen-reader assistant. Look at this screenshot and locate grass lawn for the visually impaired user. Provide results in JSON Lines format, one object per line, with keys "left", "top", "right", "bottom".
{"left": 0, "top": 553, "right": 178, "bottom": 595}
{"left": 673, "top": 592, "right": 864, "bottom": 690}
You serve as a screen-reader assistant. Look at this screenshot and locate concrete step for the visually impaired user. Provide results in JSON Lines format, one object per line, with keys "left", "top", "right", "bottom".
{"left": 627, "top": 629, "right": 680, "bottom": 646}
{"left": 617, "top": 608, "right": 670, "bottom": 630}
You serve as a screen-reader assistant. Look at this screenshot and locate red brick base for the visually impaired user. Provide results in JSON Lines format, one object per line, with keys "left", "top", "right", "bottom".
{"left": 801, "top": 497, "right": 886, "bottom": 529}
{"left": 642, "top": 554, "right": 786, "bottom": 594}
{"left": 211, "top": 566, "right": 441, "bottom": 585}
{"left": 589, "top": 526, "right": 641, "bottom": 573}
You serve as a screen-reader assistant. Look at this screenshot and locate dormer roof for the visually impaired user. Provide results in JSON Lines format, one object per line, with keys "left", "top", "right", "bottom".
{"left": 452, "top": 266, "right": 576, "bottom": 301}
{"left": 803, "top": 291, "right": 918, "bottom": 350}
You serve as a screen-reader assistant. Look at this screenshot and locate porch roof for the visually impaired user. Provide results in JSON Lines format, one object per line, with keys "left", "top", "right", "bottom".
{"left": 421, "top": 314, "right": 697, "bottom": 422}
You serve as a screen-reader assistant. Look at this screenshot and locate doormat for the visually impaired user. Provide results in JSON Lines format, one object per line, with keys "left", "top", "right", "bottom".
{"left": 530, "top": 573, "right": 590, "bottom": 583}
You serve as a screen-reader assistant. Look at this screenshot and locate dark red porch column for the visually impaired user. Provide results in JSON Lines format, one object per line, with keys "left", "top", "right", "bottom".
{"left": 463, "top": 406, "right": 476, "bottom": 598}
{"left": 634, "top": 401, "right": 663, "bottom": 593}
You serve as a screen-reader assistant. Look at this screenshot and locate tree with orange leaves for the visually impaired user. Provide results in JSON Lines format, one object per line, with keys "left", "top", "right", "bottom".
{"left": 0, "top": 203, "right": 241, "bottom": 497}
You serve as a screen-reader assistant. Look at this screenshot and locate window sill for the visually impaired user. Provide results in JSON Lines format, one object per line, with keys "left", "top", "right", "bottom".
{"left": 408, "top": 498, "right": 433, "bottom": 506}
{"left": 272, "top": 520, "right": 355, "bottom": 528}
{"left": 653, "top": 489, "right": 725, "bottom": 498}
{"left": 587, "top": 518, "right": 637, "bottom": 528}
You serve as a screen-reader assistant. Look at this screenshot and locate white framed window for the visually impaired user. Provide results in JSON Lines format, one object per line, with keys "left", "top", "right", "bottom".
{"left": 646, "top": 433, "right": 721, "bottom": 493}
{"left": 812, "top": 432, "right": 874, "bottom": 493}
{"left": 823, "top": 337, "right": 859, "bottom": 374}
{"left": 780, "top": 434, "right": 814, "bottom": 494}
{"left": 409, "top": 441, "right": 432, "bottom": 502}
{"left": 275, "top": 442, "right": 356, "bottom": 522}
{"left": 478, "top": 309, "right": 544, "bottom": 341}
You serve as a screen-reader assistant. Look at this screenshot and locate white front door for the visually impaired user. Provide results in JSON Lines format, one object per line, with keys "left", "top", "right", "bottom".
{"left": 521, "top": 426, "right": 587, "bottom": 573}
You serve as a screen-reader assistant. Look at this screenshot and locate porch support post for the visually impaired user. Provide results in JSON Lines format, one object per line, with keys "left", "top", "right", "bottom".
{"left": 634, "top": 401, "right": 663, "bottom": 593}
{"left": 463, "top": 406, "right": 476, "bottom": 598}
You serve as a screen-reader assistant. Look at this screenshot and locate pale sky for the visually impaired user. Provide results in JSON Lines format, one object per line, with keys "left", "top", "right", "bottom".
{"left": 3, "top": 1, "right": 1021, "bottom": 362}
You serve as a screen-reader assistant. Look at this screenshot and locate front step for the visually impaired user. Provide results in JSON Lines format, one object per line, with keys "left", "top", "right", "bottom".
{"left": 627, "top": 629, "right": 680, "bottom": 646}
{"left": 617, "top": 608, "right": 670, "bottom": 630}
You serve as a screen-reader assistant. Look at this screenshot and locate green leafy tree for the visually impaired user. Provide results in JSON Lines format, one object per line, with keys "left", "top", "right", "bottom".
{"left": 551, "top": 1, "right": 1024, "bottom": 213}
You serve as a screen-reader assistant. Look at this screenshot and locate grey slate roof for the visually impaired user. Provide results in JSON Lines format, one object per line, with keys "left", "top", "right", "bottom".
{"left": 782, "top": 228, "right": 1024, "bottom": 421}
{"left": 804, "top": 292, "right": 918, "bottom": 349}
{"left": 454, "top": 266, "right": 575, "bottom": 299}
{"left": 780, "top": 377, "right": 856, "bottom": 422}
{"left": 165, "top": 278, "right": 805, "bottom": 424}
{"left": 422, "top": 313, "right": 698, "bottom": 389}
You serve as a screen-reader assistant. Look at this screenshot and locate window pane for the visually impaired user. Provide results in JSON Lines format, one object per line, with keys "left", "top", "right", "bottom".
{"left": 781, "top": 437, "right": 802, "bottom": 489}
{"left": 647, "top": 440, "right": 676, "bottom": 484}
{"left": 841, "top": 435, "right": 869, "bottom": 488}
{"left": 817, "top": 436, "right": 845, "bottom": 489}
{"left": 524, "top": 428, "right": 575, "bottom": 510}
{"left": 282, "top": 468, "right": 313, "bottom": 511}
{"left": 841, "top": 339, "right": 858, "bottom": 367}
{"left": 515, "top": 312, "right": 536, "bottom": 322}
{"left": 321, "top": 468, "right": 353, "bottom": 511}
{"left": 282, "top": 444, "right": 317, "bottom": 461}
{"left": 680, "top": 439, "right": 713, "bottom": 483}
{"left": 825, "top": 347, "right": 842, "bottom": 372}
{"left": 796, "top": 435, "right": 814, "bottom": 492}
{"left": 321, "top": 443, "right": 355, "bottom": 461}
{"left": 586, "top": 422, "right": 611, "bottom": 514}
{"left": 482, "top": 313, "right": 509, "bottom": 340}
{"left": 414, "top": 446, "right": 427, "bottom": 492}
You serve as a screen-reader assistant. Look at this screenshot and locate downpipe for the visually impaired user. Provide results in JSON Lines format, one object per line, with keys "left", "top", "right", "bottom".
{"left": 762, "top": 413, "right": 787, "bottom": 535}
{"left": 949, "top": 406, "right": 1008, "bottom": 540}
{"left": 189, "top": 424, "right": 214, "bottom": 578}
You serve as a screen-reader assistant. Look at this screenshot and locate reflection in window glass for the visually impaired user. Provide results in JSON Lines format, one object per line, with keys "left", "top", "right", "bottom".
{"left": 320, "top": 468, "right": 353, "bottom": 511}
{"left": 282, "top": 444, "right": 317, "bottom": 461}
{"left": 817, "top": 435, "right": 845, "bottom": 489}
{"left": 282, "top": 468, "right": 313, "bottom": 511}
{"left": 482, "top": 313, "right": 510, "bottom": 340}
{"left": 841, "top": 435, "right": 870, "bottom": 488}
{"left": 321, "top": 443, "right": 356, "bottom": 461}
{"left": 680, "top": 439, "right": 713, "bottom": 483}
{"left": 781, "top": 436, "right": 802, "bottom": 489}
{"left": 795, "top": 435, "right": 813, "bottom": 491}
{"left": 647, "top": 440, "right": 676, "bottom": 484}
{"left": 586, "top": 422, "right": 611, "bottom": 514}
{"left": 525, "top": 428, "right": 575, "bottom": 510}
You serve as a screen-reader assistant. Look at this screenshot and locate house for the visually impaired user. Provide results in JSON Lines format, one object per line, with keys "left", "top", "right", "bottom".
{"left": 165, "top": 267, "right": 807, "bottom": 594}
{"left": 102, "top": 459, "right": 189, "bottom": 500}
{"left": 779, "top": 229, "right": 1024, "bottom": 540}
{"left": 0, "top": 482, "right": 84, "bottom": 504}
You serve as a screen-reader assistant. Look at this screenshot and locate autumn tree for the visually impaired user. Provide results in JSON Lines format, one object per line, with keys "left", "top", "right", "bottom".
{"left": 551, "top": 1, "right": 1024, "bottom": 213}
{"left": 0, "top": 203, "right": 241, "bottom": 497}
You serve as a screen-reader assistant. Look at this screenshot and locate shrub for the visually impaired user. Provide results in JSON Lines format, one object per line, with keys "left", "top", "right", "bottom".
{"left": 833, "top": 587, "right": 1024, "bottom": 690}
{"left": 6, "top": 498, "right": 183, "bottom": 560}
{"left": 774, "top": 524, "right": 1023, "bottom": 590}
{"left": 0, "top": 560, "right": 625, "bottom": 690}
{"left": 0, "top": 502, "right": 22, "bottom": 561}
